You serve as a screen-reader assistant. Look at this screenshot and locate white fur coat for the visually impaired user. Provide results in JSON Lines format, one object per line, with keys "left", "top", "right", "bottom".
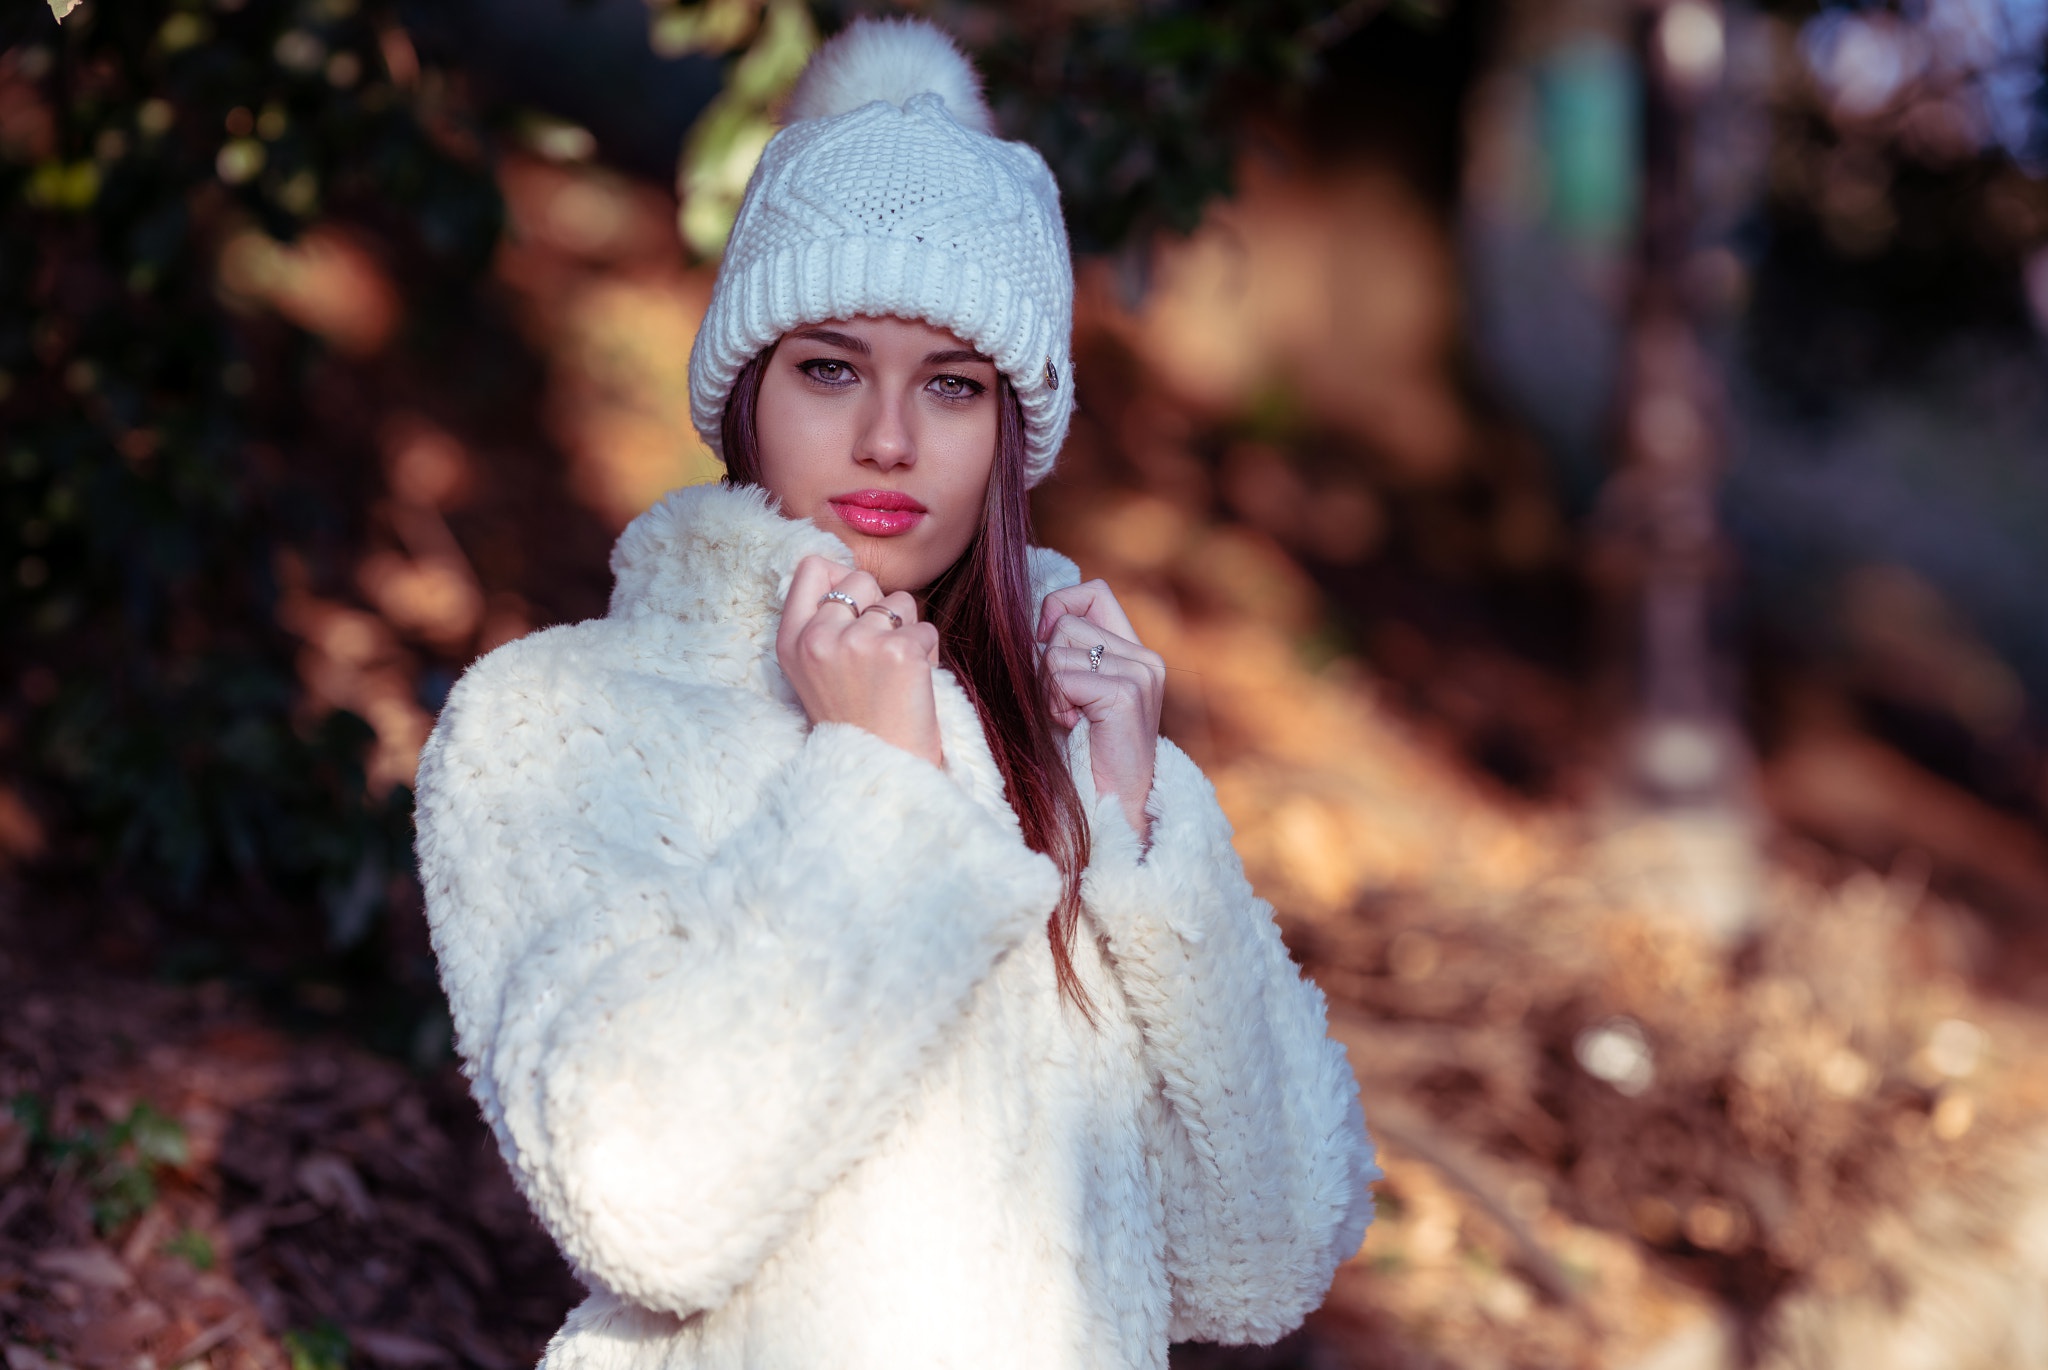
{"left": 414, "top": 482, "right": 1378, "bottom": 1369}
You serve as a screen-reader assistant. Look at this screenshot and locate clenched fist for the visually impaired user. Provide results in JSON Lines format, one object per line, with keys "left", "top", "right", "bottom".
{"left": 1037, "top": 579, "right": 1164, "bottom": 844}
{"left": 778, "top": 555, "right": 945, "bottom": 768}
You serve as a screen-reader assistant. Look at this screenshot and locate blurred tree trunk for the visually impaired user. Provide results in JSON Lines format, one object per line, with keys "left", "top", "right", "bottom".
{"left": 1592, "top": 0, "right": 1760, "bottom": 938}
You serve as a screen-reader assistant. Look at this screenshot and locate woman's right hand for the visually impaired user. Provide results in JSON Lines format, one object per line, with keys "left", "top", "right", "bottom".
{"left": 777, "top": 555, "right": 944, "bottom": 768}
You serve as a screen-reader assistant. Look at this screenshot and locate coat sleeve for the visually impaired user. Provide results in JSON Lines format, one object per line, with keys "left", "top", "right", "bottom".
{"left": 1081, "top": 736, "right": 1379, "bottom": 1347}
{"left": 415, "top": 642, "right": 1061, "bottom": 1320}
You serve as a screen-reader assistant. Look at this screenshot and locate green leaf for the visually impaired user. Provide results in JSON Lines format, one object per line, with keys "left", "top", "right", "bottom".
{"left": 8, "top": 1093, "right": 49, "bottom": 1144}
{"left": 157, "top": 12, "right": 210, "bottom": 52}
{"left": 162, "top": 1228, "right": 217, "bottom": 1271}
{"left": 649, "top": 0, "right": 761, "bottom": 59}
{"left": 725, "top": 0, "right": 813, "bottom": 103}
{"left": 676, "top": 0, "right": 815, "bottom": 257}
{"left": 26, "top": 161, "right": 101, "bottom": 212}
{"left": 90, "top": 1160, "right": 156, "bottom": 1234}
{"left": 49, "top": 0, "right": 84, "bottom": 22}
{"left": 283, "top": 1323, "right": 351, "bottom": 1370}
{"left": 125, "top": 1102, "right": 189, "bottom": 1167}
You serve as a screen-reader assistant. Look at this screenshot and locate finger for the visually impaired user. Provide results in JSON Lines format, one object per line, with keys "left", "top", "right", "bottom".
{"left": 855, "top": 589, "right": 918, "bottom": 627}
{"left": 1044, "top": 614, "right": 1143, "bottom": 657}
{"left": 791, "top": 553, "right": 854, "bottom": 597}
{"left": 881, "top": 589, "right": 919, "bottom": 626}
{"left": 813, "top": 580, "right": 878, "bottom": 629}
{"left": 782, "top": 555, "right": 849, "bottom": 652}
{"left": 1044, "top": 656, "right": 1151, "bottom": 722}
{"left": 827, "top": 568, "right": 884, "bottom": 609}
{"left": 1042, "top": 668, "right": 1083, "bottom": 727}
{"left": 848, "top": 589, "right": 919, "bottom": 639}
{"left": 1045, "top": 620, "right": 1164, "bottom": 693}
{"left": 1046, "top": 669, "right": 1142, "bottom": 723}
{"left": 851, "top": 606, "right": 899, "bottom": 633}
{"left": 1042, "top": 643, "right": 1151, "bottom": 681}
{"left": 786, "top": 555, "right": 842, "bottom": 613}
{"left": 909, "top": 621, "right": 941, "bottom": 666}
{"left": 1036, "top": 579, "right": 1138, "bottom": 644}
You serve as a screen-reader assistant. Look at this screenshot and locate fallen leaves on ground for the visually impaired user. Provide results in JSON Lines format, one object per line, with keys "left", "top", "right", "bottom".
{"left": 0, "top": 972, "right": 578, "bottom": 1368}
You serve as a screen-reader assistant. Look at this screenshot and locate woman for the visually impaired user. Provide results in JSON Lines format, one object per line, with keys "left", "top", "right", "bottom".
{"left": 415, "top": 18, "right": 1376, "bottom": 1369}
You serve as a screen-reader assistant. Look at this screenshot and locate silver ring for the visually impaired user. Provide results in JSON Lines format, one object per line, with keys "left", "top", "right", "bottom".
{"left": 1088, "top": 643, "right": 1106, "bottom": 672}
{"left": 860, "top": 602, "right": 904, "bottom": 629}
{"left": 818, "top": 590, "right": 862, "bottom": 615}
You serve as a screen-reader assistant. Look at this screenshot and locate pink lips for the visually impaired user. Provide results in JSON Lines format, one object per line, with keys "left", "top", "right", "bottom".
{"left": 828, "top": 489, "right": 927, "bottom": 537}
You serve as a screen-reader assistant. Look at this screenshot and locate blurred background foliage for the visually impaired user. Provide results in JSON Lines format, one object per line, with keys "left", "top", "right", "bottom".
{"left": 0, "top": 0, "right": 500, "bottom": 955}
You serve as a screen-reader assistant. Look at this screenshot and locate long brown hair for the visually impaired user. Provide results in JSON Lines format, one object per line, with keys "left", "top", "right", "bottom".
{"left": 721, "top": 349, "right": 1095, "bottom": 1013}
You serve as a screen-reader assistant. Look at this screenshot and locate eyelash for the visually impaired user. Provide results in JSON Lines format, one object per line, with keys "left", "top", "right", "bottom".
{"left": 796, "top": 359, "right": 986, "bottom": 402}
{"left": 799, "top": 359, "right": 855, "bottom": 386}
{"left": 928, "top": 375, "right": 985, "bottom": 401}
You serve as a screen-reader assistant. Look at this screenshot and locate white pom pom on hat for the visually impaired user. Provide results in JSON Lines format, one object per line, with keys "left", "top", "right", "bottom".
{"left": 687, "top": 16, "right": 1076, "bottom": 487}
{"left": 784, "top": 16, "right": 995, "bottom": 134}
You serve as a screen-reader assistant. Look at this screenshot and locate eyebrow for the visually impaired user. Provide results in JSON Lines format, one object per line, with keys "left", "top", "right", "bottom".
{"left": 786, "top": 329, "right": 991, "bottom": 369}
{"left": 789, "top": 328, "right": 869, "bottom": 354}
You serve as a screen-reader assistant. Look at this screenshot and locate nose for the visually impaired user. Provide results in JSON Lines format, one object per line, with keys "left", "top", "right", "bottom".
{"left": 855, "top": 390, "right": 915, "bottom": 472}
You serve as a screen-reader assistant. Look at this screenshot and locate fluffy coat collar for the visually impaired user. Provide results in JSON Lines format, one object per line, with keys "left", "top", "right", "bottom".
{"left": 600, "top": 480, "right": 1083, "bottom": 827}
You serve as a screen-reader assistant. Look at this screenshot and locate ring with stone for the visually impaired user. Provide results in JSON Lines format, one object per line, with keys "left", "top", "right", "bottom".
{"left": 819, "top": 589, "right": 862, "bottom": 615}
{"left": 861, "top": 602, "right": 904, "bottom": 629}
{"left": 1088, "top": 643, "right": 1106, "bottom": 672}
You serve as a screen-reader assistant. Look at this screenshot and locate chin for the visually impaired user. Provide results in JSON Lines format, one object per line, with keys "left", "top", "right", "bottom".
{"left": 874, "top": 557, "right": 934, "bottom": 597}
{"left": 829, "top": 530, "right": 945, "bottom": 596}
{"left": 833, "top": 537, "right": 911, "bottom": 595}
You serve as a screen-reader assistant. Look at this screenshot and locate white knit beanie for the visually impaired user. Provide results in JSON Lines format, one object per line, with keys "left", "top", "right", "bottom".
{"left": 687, "top": 17, "right": 1076, "bottom": 486}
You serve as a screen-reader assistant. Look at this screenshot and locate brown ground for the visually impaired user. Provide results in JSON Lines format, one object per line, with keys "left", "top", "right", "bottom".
{"left": 0, "top": 950, "right": 578, "bottom": 1368}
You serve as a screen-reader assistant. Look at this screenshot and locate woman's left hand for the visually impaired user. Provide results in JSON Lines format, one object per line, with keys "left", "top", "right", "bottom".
{"left": 1037, "top": 580, "right": 1165, "bottom": 845}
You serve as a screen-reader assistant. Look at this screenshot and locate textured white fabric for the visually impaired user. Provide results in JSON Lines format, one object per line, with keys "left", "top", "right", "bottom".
{"left": 785, "top": 15, "right": 993, "bottom": 134}
{"left": 688, "top": 18, "right": 1076, "bottom": 485}
{"left": 413, "top": 483, "right": 1379, "bottom": 1369}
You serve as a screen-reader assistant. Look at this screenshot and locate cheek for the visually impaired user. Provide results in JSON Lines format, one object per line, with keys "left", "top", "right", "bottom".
{"left": 929, "top": 422, "right": 998, "bottom": 539}
{"left": 754, "top": 382, "right": 847, "bottom": 510}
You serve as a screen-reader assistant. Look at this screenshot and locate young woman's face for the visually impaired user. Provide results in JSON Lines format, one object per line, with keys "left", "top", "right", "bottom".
{"left": 755, "top": 314, "right": 1000, "bottom": 596}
